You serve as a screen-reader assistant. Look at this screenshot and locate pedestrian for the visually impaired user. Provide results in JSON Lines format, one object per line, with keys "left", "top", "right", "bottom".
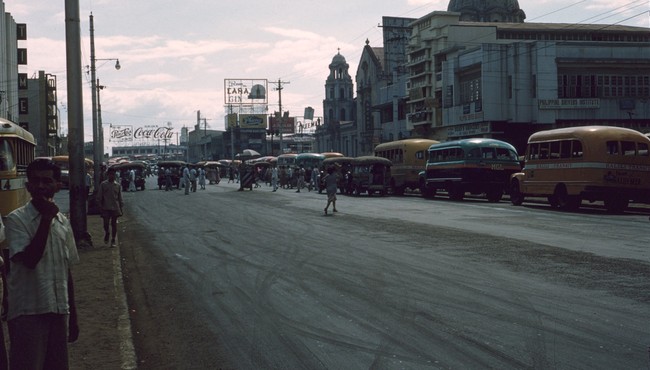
{"left": 4, "top": 158, "right": 80, "bottom": 370}
{"left": 97, "top": 167, "right": 124, "bottom": 247}
{"left": 287, "top": 166, "right": 294, "bottom": 189}
{"left": 296, "top": 164, "right": 305, "bottom": 192}
{"left": 271, "top": 166, "right": 278, "bottom": 192}
{"left": 198, "top": 167, "right": 206, "bottom": 190}
{"left": 190, "top": 167, "right": 197, "bottom": 192}
{"left": 183, "top": 166, "right": 191, "bottom": 195}
{"left": 128, "top": 168, "right": 136, "bottom": 192}
{"left": 228, "top": 166, "right": 234, "bottom": 183}
{"left": 310, "top": 166, "right": 320, "bottom": 192}
{"left": 323, "top": 166, "right": 338, "bottom": 215}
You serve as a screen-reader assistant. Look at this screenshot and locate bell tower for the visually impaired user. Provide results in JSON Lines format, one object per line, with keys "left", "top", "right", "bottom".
{"left": 323, "top": 50, "right": 354, "bottom": 128}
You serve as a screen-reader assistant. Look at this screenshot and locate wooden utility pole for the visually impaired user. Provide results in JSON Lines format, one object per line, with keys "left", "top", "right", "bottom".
{"left": 271, "top": 79, "right": 289, "bottom": 154}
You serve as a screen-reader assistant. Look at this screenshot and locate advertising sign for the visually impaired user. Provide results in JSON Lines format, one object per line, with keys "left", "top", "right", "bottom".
{"left": 224, "top": 79, "right": 268, "bottom": 105}
{"left": 109, "top": 125, "right": 133, "bottom": 142}
{"left": 269, "top": 116, "right": 295, "bottom": 134}
{"left": 239, "top": 114, "right": 267, "bottom": 129}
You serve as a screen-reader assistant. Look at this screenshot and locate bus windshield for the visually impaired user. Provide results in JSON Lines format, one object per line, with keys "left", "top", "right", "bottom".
{"left": 0, "top": 138, "right": 15, "bottom": 171}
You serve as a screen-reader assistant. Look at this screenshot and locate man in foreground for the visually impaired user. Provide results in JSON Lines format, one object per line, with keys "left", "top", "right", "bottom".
{"left": 4, "top": 158, "right": 80, "bottom": 370}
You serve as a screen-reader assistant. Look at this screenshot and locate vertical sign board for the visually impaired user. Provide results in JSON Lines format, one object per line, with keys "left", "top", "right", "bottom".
{"left": 224, "top": 79, "right": 268, "bottom": 105}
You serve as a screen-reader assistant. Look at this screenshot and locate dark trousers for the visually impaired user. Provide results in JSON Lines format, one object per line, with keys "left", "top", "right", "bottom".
{"left": 8, "top": 313, "right": 69, "bottom": 370}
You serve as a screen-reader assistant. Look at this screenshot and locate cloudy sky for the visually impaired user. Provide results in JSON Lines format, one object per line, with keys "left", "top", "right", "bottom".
{"left": 4, "top": 0, "right": 649, "bottom": 152}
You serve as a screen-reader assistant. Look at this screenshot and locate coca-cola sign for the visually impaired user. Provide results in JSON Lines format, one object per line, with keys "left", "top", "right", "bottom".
{"left": 133, "top": 126, "right": 174, "bottom": 140}
{"left": 109, "top": 125, "right": 174, "bottom": 142}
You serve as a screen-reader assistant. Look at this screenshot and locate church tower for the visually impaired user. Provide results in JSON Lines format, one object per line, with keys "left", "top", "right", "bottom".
{"left": 321, "top": 50, "right": 355, "bottom": 152}
{"left": 323, "top": 51, "right": 354, "bottom": 126}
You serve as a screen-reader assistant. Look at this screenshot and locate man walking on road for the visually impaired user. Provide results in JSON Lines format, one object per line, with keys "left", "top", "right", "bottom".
{"left": 183, "top": 166, "right": 191, "bottom": 195}
{"left": 97, "top": 167, "right": 124, "bottom": 247}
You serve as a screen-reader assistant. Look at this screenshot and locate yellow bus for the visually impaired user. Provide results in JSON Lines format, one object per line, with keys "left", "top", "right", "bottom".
{"left": 510, "top": 126, "right": 650, "bottom": 213}
{"left": 374, "top": 138, "right": 439, "bottom": 195}
{"left": 0, "top": 118, "right": 36, "bottom": 216}
{"left": 51, "top": 155, "right": 94, "bottom": 189}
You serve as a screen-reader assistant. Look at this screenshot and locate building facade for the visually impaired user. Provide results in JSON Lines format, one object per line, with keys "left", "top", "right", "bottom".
{"left": 407, "top": 11, "right": 650, "bottom": 152}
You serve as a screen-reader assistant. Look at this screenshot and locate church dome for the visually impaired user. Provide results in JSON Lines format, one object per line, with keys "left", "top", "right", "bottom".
{"left": 447, "top": 0, "right": 526, "bottom": 23}
{"left": 331, "top": 52, "right": 347, "bottom": 65}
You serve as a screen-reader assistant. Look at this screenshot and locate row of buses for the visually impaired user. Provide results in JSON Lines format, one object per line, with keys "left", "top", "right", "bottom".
{"left": 2, "top": 114, "right": 650, "bottom": 214}
{"left": 375, "top": 126, "right": 650, "bottom": 213}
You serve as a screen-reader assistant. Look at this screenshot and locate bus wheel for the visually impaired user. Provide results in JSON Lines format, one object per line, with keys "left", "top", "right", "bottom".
{"left": 391, "top": 179, "right": 404, "bottom": 196}
{"left": 547, "top": 195, "right": 559, "bottom": 208}
{"left": 555, "top": 185, "right": 581, "bottom": 211}
{"left": 448, "top": 186, "right": 464, "bottom": 201}
{"left": 420, "top": 180, "right": 435, "bottom": 199}
{"left": 486, "top": 189, "right": 503, "bottom": 202}
{"left": 510, "top": 180, "right": 524, "bottom": 206}
{"left": 604, "top": 196, "right": 628, "bottom": 213}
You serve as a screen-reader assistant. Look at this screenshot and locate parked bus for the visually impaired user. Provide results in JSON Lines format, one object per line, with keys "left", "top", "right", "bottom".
{"left": 51, "top": 155, "right": 94, "bottom": 189}
{"left": 0, "top": 118, "right": 36, "bottom": 216}
{"left": 277, "top": 153, "right": 298, "bottom": 188}
{"left": 510, "top": 126, "right": 650, "bottom": 212}
{"left": 419, "top": 138, "right": 520, "bottom": 202}
{"left": 374, "top": 138, "right": 439, "bottom": 195}
{"left": 295, "top": 153, "right": 326, "bottom": 184}
{"left": 349, "top": 156, "right": 392, "bottom": 196}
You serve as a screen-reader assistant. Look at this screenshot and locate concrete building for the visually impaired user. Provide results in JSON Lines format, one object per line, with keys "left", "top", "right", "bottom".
{"left": 0, "top": 2, "right": 20, "bottom": 122}
{"left": 407, "top": 10, "right": 650, "bottom": 151}
{"left": 20, "top": 71, "right": 60, "bottom": 156}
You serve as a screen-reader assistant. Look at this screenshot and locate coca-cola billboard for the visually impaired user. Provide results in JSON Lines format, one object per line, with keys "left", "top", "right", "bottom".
{"left": 109, "top": 125, "right": 174, "bottom": 143}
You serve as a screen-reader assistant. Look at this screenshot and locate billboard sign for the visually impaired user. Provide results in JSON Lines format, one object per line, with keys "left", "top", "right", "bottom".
{"left": 224, "top": 79, "right": 268, "bottom": 105}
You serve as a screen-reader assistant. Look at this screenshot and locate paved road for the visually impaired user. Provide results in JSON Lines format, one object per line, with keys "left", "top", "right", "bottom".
{"left": 116, "top": 177, "right": 649, "bottom": 369}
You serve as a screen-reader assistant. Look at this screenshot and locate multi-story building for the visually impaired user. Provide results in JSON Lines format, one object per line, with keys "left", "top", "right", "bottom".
{"left": 21, "top": 71, "right": 60, "bottom": 156}
{"left": 407, "top": 3, "right": 650, "bottom": 152}
{"left": 0, "top": 2, "right": 20, "bottom": 122}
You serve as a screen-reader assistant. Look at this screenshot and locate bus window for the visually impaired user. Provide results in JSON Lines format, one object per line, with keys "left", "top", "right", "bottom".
{"left": 496, "top": 147, "right": 517, "bottom": 160}
{"left": 481, "top": 147, "right": 495, "bottom": 159}
{"left": 606, "top": 141, "right": 619, "bottom": 155}
{"left": 528, "top": 143, "right": 539, "bottom": 160}
{"left": 560, "top": 140, "right": 571, "bottom": 158}
{"left": 468, "top": 147, "right": 481, "bottom": 159}
{"left": 622, "top": 141, "right": 636, "bottom": 156}
{"left": 572, "top": 140, "right": 583, "bottom": 158}
{"left": 550, "top": 141, "right": 561, "bottom": 159}
{"left": 638, "top": 142, "right": 649, "bottom": 156}
{"left": 0, "top": 139, "right": 15, "bottom": 171}
{"left": 540, "top": 142, "right": 551, "bottom": 159}
{"left": 415, "top": 150, "right": 425, "bottom": 160}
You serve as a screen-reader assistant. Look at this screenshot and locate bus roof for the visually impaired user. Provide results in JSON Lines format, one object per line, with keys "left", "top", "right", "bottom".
{"left": 296, "top": 153, "right": 325, "bottom": 159}
{"left": 0, "top": 118, "right": 36, "bottom": 144}
{"left": 428, "top": 138, "right": 517, "bottom": 150}
{"left": 374, "top": 138, "right": 439, "bottom": 151}
{"left": 351, "top": 156, "right": 392, "bottom": 166}
{"left": 529, "top": 125, "right": 649, "bottom": 143}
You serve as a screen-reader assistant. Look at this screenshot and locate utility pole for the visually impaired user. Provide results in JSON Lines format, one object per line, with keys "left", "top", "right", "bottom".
{"left": 64, "top": 0, "right": 90, "bottom": 246}
{"left": 271, "top": 79, "right": 289, "bottom": 154}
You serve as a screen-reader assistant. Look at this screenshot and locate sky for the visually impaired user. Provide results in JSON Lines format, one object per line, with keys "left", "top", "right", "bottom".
{"left": 4, "top": 0, "right": 649, "bottom": 153}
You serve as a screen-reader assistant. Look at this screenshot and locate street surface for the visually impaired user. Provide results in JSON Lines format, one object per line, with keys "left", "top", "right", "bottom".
{"left": 104, "top": 177, "right": 649, "bottom": 369}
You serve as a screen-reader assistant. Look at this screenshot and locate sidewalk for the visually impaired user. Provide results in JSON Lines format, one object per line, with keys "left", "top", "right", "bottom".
{"left": 68, "top": 214, "right": 136, "bottom": 370}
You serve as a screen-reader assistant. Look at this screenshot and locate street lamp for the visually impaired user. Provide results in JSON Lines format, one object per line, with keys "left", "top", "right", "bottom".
{"left": 89, "top": 13, "right": 120, "bottom": 194}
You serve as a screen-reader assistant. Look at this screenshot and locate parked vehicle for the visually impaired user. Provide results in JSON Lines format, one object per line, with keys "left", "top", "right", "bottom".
{"left": 419, "top": 138, "right": 520, "bottom": 202}
{"left": 113, "top": 161, "right": 147, "bottom": 191}
{"left": 374, "top": 138, "right": 439, "bottom": 195}
{"left": 349, "top": 156, "right": 392, "bottom": 196}
{"left": 157, "top": 160, "right": 186, "bottom": 189}
{"left": 51, "top": 155, "right": 94, "bottom": 189}
{"left": 0, "top": 118, "right": 35, "bottom": 216}
{"left": 510, "top": 126, "right": 650, "bottom": 212}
